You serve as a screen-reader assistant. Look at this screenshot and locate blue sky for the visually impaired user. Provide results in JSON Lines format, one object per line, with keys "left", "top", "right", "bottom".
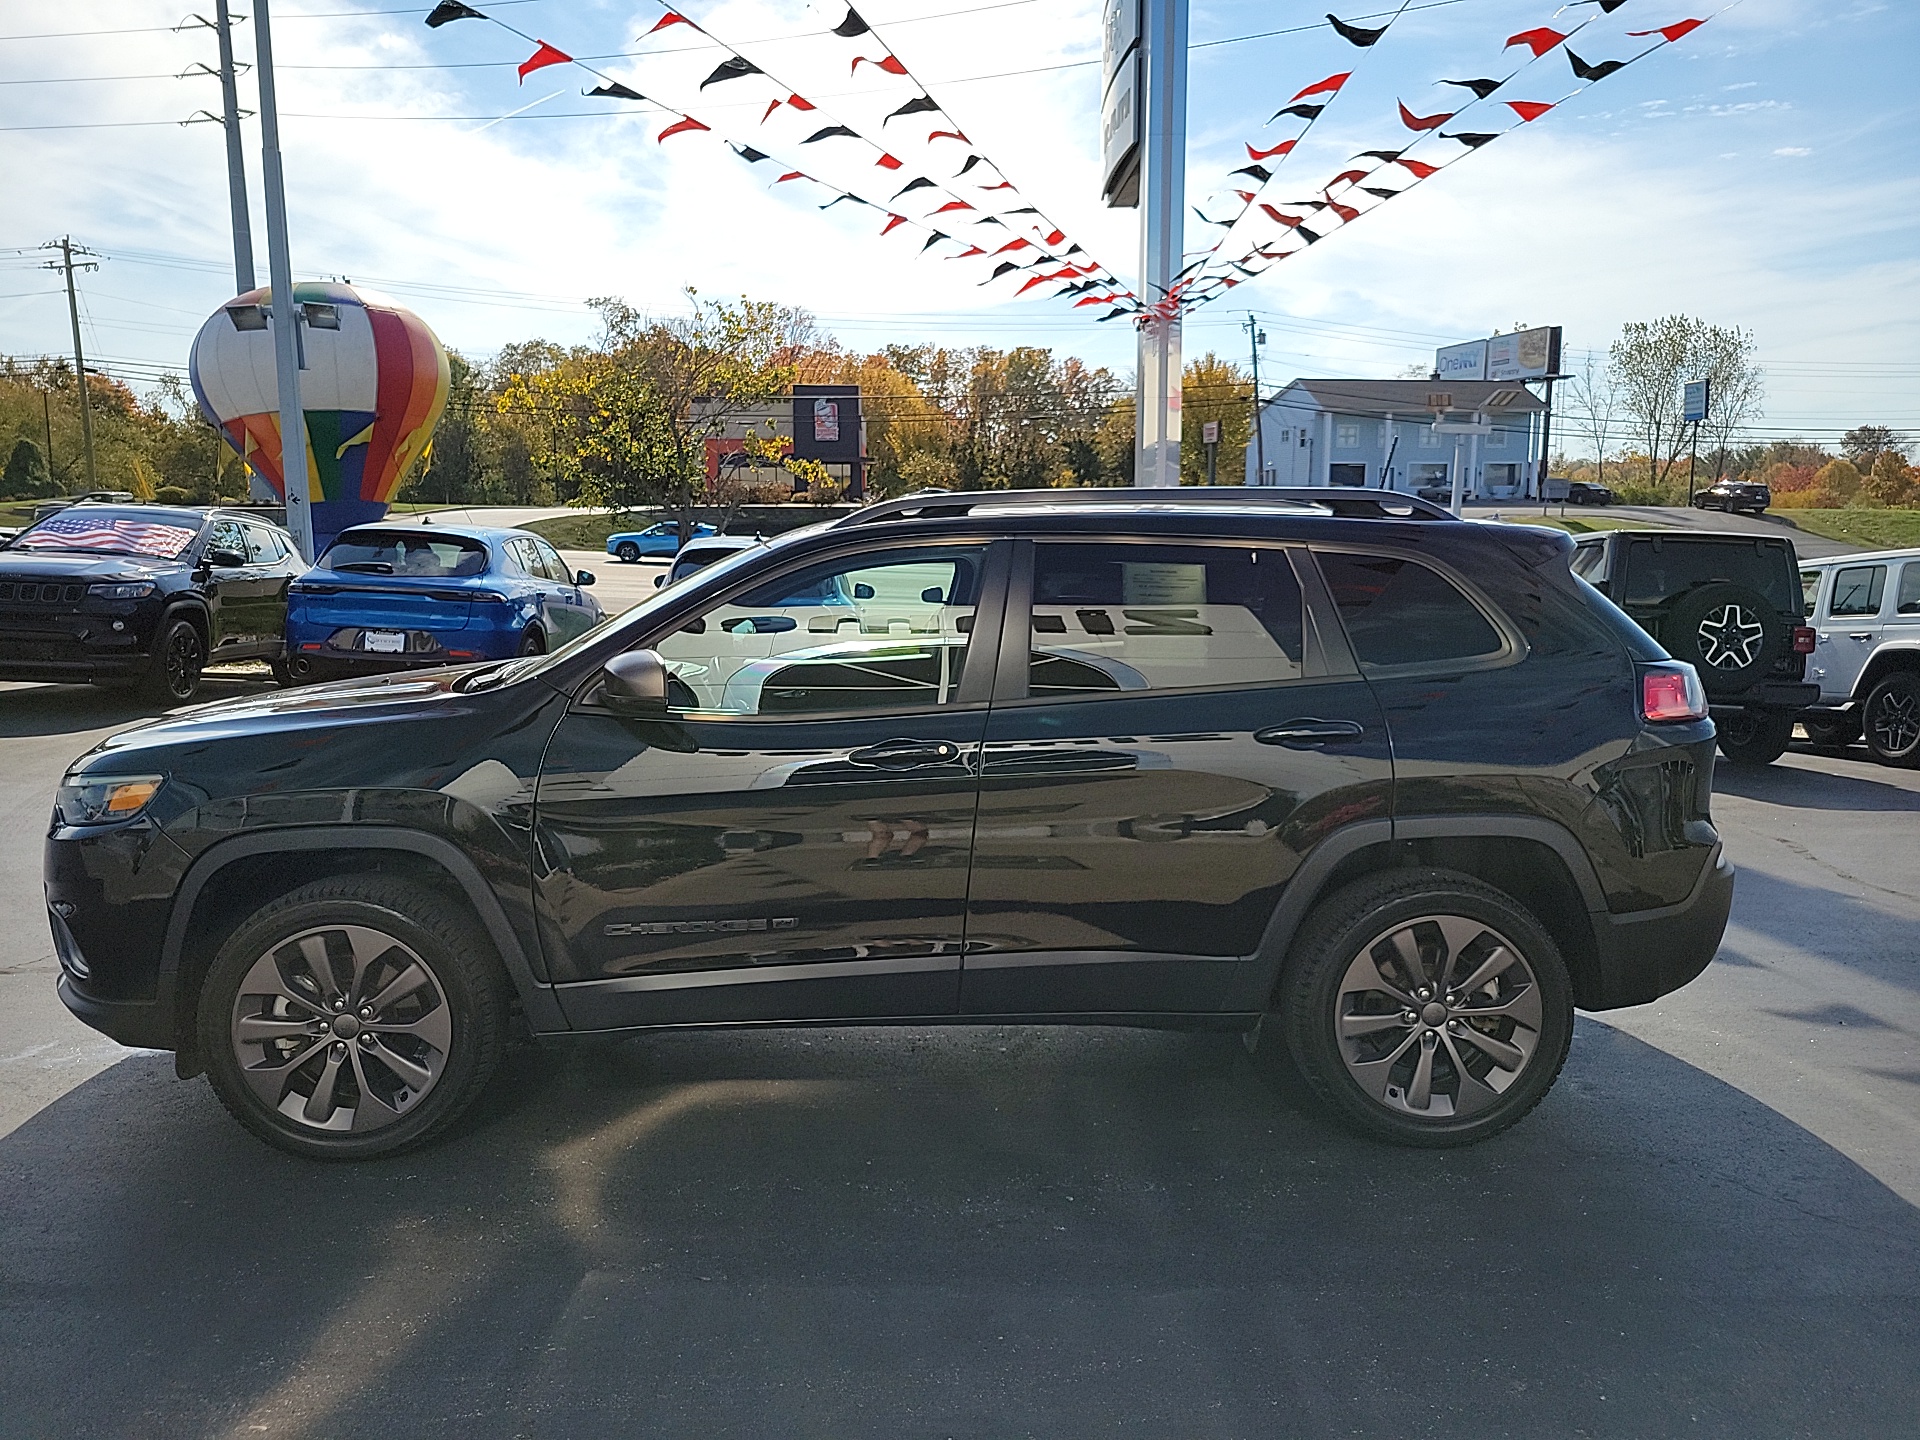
{"left": 2, "top": 0, "right": 1915, "bottom": 450}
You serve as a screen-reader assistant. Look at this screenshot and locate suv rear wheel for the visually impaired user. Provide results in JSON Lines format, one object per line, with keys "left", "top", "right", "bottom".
{"left": 614, "top": 540, "right": 641, "bottom": 563}
{"left": 1278, "top": 870, "right": 1574, "bottom": 1147}
{"left": 1717, "top": 707, "right": 1794, "bottom": 766}
{"left": 1862, "top": 672, "right": 1920, "bottom": 767}
{"left": 198, "top": 876, "right": 510, "bottom": 1160}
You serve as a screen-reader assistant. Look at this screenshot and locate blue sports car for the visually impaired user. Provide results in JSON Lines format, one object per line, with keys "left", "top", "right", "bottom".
{"left": 286, "top": 523, "right": 604, "bottom": 680}
{"left": 605, "top": 520, "right": 716, "bottom": 564}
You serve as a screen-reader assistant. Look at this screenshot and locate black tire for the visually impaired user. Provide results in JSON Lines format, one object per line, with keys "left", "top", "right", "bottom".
{"left": 1278, "top": 869, "right": 1574, "bottom": 1148}
{"left": 144, "top": 612, "right": 206, "bottom": 703}
{"left": 519, "top": 627, "right": 546, "bottom": 657}
{"left": 1664, "top": 582, "right": 1783, "bottom": 692}
{"left": 198, "top": 876, "right": 510, "bottom": 1161}
{"left": 268, "top": 657, "right": 293, "bottom": 687}
{"left": 615, "top": 541, "right": 641, "bottom": 564}
{"left": 1862, "top": 672, "right": 1920, "bottom": 767}
{"left": 1800, "top": 715, "right": 1859, "bottom": 750}
{"left": 1717, "top": 707, "right": 1795, "bottom": 766}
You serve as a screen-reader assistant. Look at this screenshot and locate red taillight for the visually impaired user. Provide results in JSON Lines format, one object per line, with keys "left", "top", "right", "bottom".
{"left": 1642, "top": 663, "right": 1708, "bottom": 723}
{"left": 1793, "top": 626, "right": 1817, "bottom": 654}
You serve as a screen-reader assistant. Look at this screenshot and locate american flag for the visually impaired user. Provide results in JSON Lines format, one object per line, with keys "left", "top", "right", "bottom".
{"left": 18, "top": 514, "right": 199, "bottom": 560}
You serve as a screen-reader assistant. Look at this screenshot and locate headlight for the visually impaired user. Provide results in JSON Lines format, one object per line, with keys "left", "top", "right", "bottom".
{"left": 88, "top": 582, "right": 155, "bottom": 600}
{"left": 55, "top": 774, "right": 164, "bottom": 825}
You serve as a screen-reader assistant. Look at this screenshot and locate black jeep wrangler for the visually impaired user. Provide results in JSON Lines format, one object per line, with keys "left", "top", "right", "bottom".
{"left": 49, "top": 489, "right": 1733, "bottom": 1159}
{"left": 1571, "top": 529, "right": 1817, "bottom": 765}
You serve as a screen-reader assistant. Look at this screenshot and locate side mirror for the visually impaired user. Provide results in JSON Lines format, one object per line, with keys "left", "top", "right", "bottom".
{"left": 206, "top": 547, "right": 247, "bottom": 568}
{"left": 853, "top": 582, "right": 875, "bottom": 600}
{"left": 597, "top": 649, "right": 671, "bottom": 717}
{"left": 653, "top": 574, "right": 666, "bottom": 588}
{"left": 574, "top": 569, "right": 595, "bottom": 587}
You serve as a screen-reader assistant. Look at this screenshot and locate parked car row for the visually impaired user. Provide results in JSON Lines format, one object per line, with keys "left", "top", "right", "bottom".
{"left": 0, "top": 503, "right": 607, "bottom": 702}
{"left": 1796, "top": 549, "right": 1920, "bottom": 765}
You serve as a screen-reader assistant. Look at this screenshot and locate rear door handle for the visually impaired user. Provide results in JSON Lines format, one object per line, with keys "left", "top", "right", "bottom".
{"left": 847, "top": 738, "right": 964, "bottom": 769}
{"left": 1255, "top": 718, "right": 1366, "bottom": 749}
{"left": 1847, "top": 633, "right": 1874, "bottom": 641}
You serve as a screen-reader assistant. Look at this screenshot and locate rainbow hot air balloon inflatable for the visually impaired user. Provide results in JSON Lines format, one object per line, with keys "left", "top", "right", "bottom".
{"left": 189, "top": 281, "right": 450, "bottom": 550}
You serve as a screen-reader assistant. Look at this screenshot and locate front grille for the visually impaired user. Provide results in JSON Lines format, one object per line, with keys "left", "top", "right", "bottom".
{"left": 0, "top": 580, "right": 84, "bottom": 605}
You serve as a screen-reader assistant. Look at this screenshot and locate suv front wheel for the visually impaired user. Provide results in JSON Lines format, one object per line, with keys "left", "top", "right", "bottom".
{"left": 198, "top": 876, "right": 511, "bottom": 1160}
{"left": 1862, "top": 672, "right": 1920, "bottom": 767}
{"left": 1278, "top": 870, "right": 1574, "bottom": 1147}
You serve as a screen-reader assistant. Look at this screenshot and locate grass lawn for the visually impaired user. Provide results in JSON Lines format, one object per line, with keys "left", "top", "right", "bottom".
{"left": 1780, "top": 508, "right": 1920, "bottom": 551}
{"left": 525, "top": 512, "right": 628, "bottom": 549}
{"left": 1485, "top": 512, "right": 1669, "bottom": 534}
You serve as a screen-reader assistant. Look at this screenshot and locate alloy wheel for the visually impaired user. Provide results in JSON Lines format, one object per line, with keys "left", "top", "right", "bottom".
{"left": 1333, "top": 914, "right": 1544, "bottom": 1119}
{"left": 228, "top": 923, "right": 453, "bottom": 1133}
{"left": 1695, "top": 603, "right": 1765, "bottom": 671}
{"left": 1868, "top": 684, "right": 1920, "bottom": 758}
{"left": 164, "top": 624, "right": 204, "bottom": 700}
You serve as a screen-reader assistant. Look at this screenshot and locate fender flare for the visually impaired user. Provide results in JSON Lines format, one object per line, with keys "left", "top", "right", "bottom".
{"left": 161, "top": 826, "right": 565, "bottom": 1034}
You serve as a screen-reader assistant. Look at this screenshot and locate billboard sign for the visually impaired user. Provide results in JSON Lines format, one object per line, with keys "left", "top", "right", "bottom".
{"left": 1683, "top": 378, "right": 1711, "bottom": 424}
{"left": 791, "top": 384, "right": 861, "bottom": 463}
{"left": 1435, "top": 339, "right": 1487, "bottom": 382}
{"left": 1436, "top": 326, "right": 1563, "bottom": 383}
{"left": 1100, "top": 56, "right": 1140, "bottom": 205}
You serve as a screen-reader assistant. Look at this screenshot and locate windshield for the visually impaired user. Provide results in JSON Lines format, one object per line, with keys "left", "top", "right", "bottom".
{"left": 320, "top": 531, "right": 488, "bottom": 578}
{"left": 15, "top": 509, "right": 200, "bottom": 560}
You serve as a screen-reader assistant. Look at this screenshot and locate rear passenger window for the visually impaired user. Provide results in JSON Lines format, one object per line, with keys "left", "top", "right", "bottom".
{"left": 1315, "top": 552, "right": 1504, "bottom": 668}
{"left": 1801, "top": 569, "right": 1823, "bottom": 615}
{"left": 1570, "top": 543, "right": 1607, "bottom": 583}
{"left": 1830, "top": 565, "right": 1886, "bottom": 618}
{"left": 1899, "top": 564, "right": 1920, "bottom": 617}
{"left": 1027, "top": 543, "right": 1303, "bottom": 696}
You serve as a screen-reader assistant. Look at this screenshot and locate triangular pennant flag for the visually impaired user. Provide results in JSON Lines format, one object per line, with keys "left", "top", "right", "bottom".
{"left": 776, "top": 170, "right": 806, "bottom": 182}
{"left": 957, "top": 155, "right": 987, "bottom": 175}
{"left": 424, "top": 1, "right": 484, "bottom": 27}
{"left": 993, "top": 238, "right": 1032, "bottom": 254}
{"left": 647, "top": 12, "right": 691, "bottom": 34}
{"left": 1505, "top": 26, "right": 1567, "bottom": 57}
{"left": 1194, "top": 206, "right": 1236, "bottom": 227}
{"left": 880, "top": 213, "right": 908, "bottom": 235}
{"left": 803, "top": 125, "right": 860, "bottom": 142}
{"left": 977, "top": 181, "right": 1015, "bottom": 191}
{"left": 1566, "top": 49, "right": 1627, "bottom": 82}
{"left": 944, "top": 245, "right": 984, "bottom": 259}
{"left": 1097, "top": 308, "right": 1131, "bottom": 322}
{"left": 762, "top": 99, "right": 782, "bottom": 123}
{"left": 928, "top": 129, "right": 969, "bottom": 143}
{"left": 1439, "top": 77, "right": 1502, "bottom": 99}
{"left": 982, "top": 262, "right": 1019, "bottom": 283}
{"left": 586, "top": 81, "right": 644, "bottom": 101}
{"left": 518, "top": 41, "right": 570, "bottom": 82}
{"left": 1442, "top": 131, "right": 1498, "bottom": 147}
{"left": 657, "top": 115, "right": 709, "bottom": 141}
{"left": 921, "top": 230, "right": 949, "bottom": 251}
{"left": 885, "top": 95, "right": 941, "bottom": 124}
{"left": 1073, "top": 294, "right": 1114, "bottom": 307}
{"left": 732, "top": 144, "right": 769, "bottom": 162}
{"left": 1361, "top": 187, "right": 1398, "bottom": 198}
{"left": 1270, "top": 103, "right": 1324, "bottom": 122}
{"left": 892, "top": 177, "right": 934, "bottom": 198}
{"left": 1596, "top": 0, "right": 1630, "bottom": 10}
{"left": 1355, "top": 149, "right": 1402, "bottom": 161}
{"left": 1325, "top": 197, "right": 1359, "bottom": 222}
{"left": 1398, "top": 101, "right": 1453, "bottom": 131}
{"left": 1326, "top": 13, "right": 1387, "bottom": 46}
{"left": 833, "top": 7, "right": 871, "bottom": 37}
{"left": 1394, "top": 157, "right": 1440, "bottom": 178}
{"left": 1627, "top": 19, "right": 1706, "bottom": 42}
{"left": 820, "top": 194, "right": 864, "bottom": 209}
{"left": 1258, "top": 204, "right": 1308, "bottom": 226}
{"left": 701, "top": 57, "right": 762, "bottom": 88}
{"left": 875, "top": 153, "right": 902, "bottom": 170}
{"left": 1505, "top": 100, "right": 1554, "bottom": 121}
{"left": 851, "top": 55, "right": 908, "bottom": 75}
{"left": 1044, "top": 229, "right": 1066, "bottom": 246}
{"left": 1247, "top": 139, "right": 1296, "bottom": 160}
{"left": 1233, "top": 164, "right": 1272, "bottom": 182}
{"left": 1290, "top": 72, "right": 1351, "bottom": 103}
{"left": 1296, "top": 226, "right": 1321, "bottom": 243}
{"left": 931, "top": 200, "right": 974, "bottom": 214}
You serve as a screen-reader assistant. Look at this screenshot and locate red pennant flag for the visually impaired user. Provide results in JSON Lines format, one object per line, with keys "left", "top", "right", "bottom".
{"left": 875, "top": 153, "right": 902, "bottom": 169}
{"left": 945, "top": 245, "right": 986, "bottom": 258}
{"left": 1289, "top": 72, "right": 1351, "bottom": 103}
{"left": 1325, "top": 197, "right": 1359, "bottom": 221}
{"left": 977, "top": 181, "right": 1015, "bottom": 191}
{"left": 1258, "top": 204, "right": 1306, "bottom": 226}
{"left": 932, "top": 200, "right": 974, "bottom": 214}
{"left": 1044, "top": 229, "right": 1066, "bottom": 246}
{"left": 993, "top": 238, "right": 1032, "bottom": 253}
{"left": 1398, "top": 101, "right": 1453, "bottom": 131}
{"left": 1505, "top": 100, "right": 1554, "bottom": 121}
{"left": 1073, "top": 294, "right": 1115, "bottom": 307}
{"left": 1328, "top": 169, "right": 1368, "bottom": 187}
{"left": 762, "top": 99, "right": 782, "bottom": 123}
{"left": 517, "top": 41, "right": 570, "bottom": 82}
{"left": 881, "top": 213, "right": 908, "bottom": 235}
{"left": 1395, "top": 157, "right": 1440, "bottom": 178}
{"left": 1247, "top": 139, "right": 1296, "bottom": 160}
{"left": 1015, "top": 273, "right": 1055, "bottom": 295}
{"left": 788, "top": 94, "right": 817, "bottom": 111}
{"left": 1505, "top": 26, "right": 1567, "bottom": 57}
{"left": 851, "top": 55, "right": 908, "bottom": 75}
{"left": 658, "top": 116, "right": 709, "bottom": 141}
{"left": 1233, "top": 190, "right": 1257, "bottom": 203}
{"left": 928, "top": 129, "right": 969, "bottom": 143}
{"left": 1628, "top": 19, "right": 1705, "bottom": 41}
{"left": 647, "top": 12, "right": 691, "bottom": 34}
{"left": 776, "top": 170, "right": 806, "bottom": 182}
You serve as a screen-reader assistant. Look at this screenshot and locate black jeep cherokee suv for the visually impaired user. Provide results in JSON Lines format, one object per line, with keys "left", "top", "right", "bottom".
{"left": 0, "top": 503, "right": 306, "bottom": 701}
{"left": 1569, "top": 529, "right": 1818, "bottom": 765}
{"left": 49, "top": 489, "right": 1733, "bottom": 1159}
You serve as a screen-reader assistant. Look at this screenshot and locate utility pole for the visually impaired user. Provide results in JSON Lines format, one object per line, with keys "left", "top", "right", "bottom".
{"left": 1133, "top": 0, "right": 1187, "bottom": 487}
{"left": 251, "top": 0, "right": 315, "bottom": 561}
{"left": 213, "top": 1, "right": 256, "bottom": 291}
{"left": 42, "top": 237, "right": 99, "bottom": 490}
{"left": 1244, "top": 312, "right": 1265, "bottom": 484}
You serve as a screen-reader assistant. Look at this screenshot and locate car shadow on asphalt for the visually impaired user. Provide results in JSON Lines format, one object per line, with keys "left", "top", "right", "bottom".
{"left": 0, "top": 1018, "right": 1914, "bottom": 1440}
{"left": 0, "top": 674, "right": 278, "bottom": 739}
{"left": 1715, "top": 754, "right": 1920, "bottom": 811}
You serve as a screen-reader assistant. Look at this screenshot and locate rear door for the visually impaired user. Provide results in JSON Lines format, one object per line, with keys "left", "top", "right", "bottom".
{"left": 240, "top": 521, "right": 300, "bottom": 650}
{"left": 1820, "top": 561, "right": 1890, "bottom": 698}
{"left": 534, "top": 540, "right": 1006, "bottom": 1030}
{"left": 532, "top": 537, "right": 597, "bottom": 641}
{"left": 960, "top": 537, "right": 1392, "bottom": 1016}
{"left": 203, "top": 516, "right": 274, "bottom": 654}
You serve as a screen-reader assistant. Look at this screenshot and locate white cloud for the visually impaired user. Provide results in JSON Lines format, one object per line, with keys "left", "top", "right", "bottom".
{"left": 1773, "top": 146, "right": 1813, "bottom": 156}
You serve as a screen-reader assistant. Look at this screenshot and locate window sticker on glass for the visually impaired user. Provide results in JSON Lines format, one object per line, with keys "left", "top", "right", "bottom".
{"left": 1122, "top": 561, "right": 1208, "bottom": 606}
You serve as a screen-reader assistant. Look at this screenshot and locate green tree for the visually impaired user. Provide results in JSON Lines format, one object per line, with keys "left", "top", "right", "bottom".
{"left": 2, "top": 437, "right": 55, "bottom": 498}
{"left": 1179, "top": 353, "right": 1252, "bottom": 485}
{"left": 1863, "top": 451, "right": 1916, "bottom": 508}
{"left": 1608, "top": 316, "right": 1763, "bottom": 490}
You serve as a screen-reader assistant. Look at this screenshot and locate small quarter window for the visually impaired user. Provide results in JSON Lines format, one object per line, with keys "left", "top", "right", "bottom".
{"left": 1898, "top": 563, "right": 1920, "bottom": 617}
{"left": 1829, "top": 565, "right": 1886, "bottom": 618}
{"left": 1800, "top": 569, "right": 1823, "bottom": 615}
{"left": 1315, "top": 552, "right": 1504, "bottom": 668}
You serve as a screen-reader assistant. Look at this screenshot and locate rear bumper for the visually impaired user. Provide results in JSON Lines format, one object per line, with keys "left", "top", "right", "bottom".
{"left": 1585, "top": 843, "right": 1735, "bottom": 1010}
{"left": 1711, "top": 682, "right": 1820, "bottom": 713}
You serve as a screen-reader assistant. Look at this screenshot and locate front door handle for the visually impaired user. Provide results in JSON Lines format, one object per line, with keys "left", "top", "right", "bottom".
{"left": 847, "top": 738, "right": 964, "bottom": 769}
{"left": 1255, "top": 718, "right": 1366, "bottom": 749}
{"left": 1847, "top": 632, "right": 1874, "bottom": 641}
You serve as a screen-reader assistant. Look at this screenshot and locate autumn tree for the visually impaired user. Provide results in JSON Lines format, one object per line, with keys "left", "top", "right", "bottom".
{"left": 1179, "top": 353, "right": 1252, "bottom": 485}
{"left": 1608, "top": 316, "right": 1763, "bottom": 490}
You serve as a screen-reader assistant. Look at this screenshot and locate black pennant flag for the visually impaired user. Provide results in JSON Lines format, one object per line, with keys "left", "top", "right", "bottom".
{"left": 731, "top": 144, "right": 769, "bottom": 162}
{"left": 892, "top": 176, "right": 935, "bottom": 199}
{"left": 820, "top": 193, "right": 866, "bottom": 209}
{"left": 585, "top": 81, "right": 644, "bottom": 101}
{"left": 424, "top": 0, "right": 484, "bottom": 26}
{"left": 957, "top": 154, "right": 987, "bottom": 175}
{"left": 1361, "top": 187, "right": 1398, "bottom": 198}
{"left": 1566, "top": 49, "right": 1626, "bottom": 81}
{"left": 1326, "top": 13, "right": 1387, "bottom": 46}
{"left": 1355, "top": 149, "right": 1403, "bottom": 161}
{"left": 885, "top": 95, "right": 941, "bottom": 124}
{"left": 1296, "top": 226, "right": 1322, "bottom": 243}
{"left": 982, "top": 262, "right": 1019, "bottom": 283}
{"left": 920, "top": 230, "right": 948, "bottom": 251}
{"left": 1439, "top": 77, "right": 1502, "bottom": 99}
{"left": 1269, "top": 102, "right": 1324, "bottom": 122}
{"left": 1232, "top": 163, "right": 1273, "bottom": 182}
{"left": 832, "top": 7, "right": 871, "bottom": 37}
{"left": 701, "top": 57, "right": 763, "bottom": 87}
{"left": 803, "top": 125, "right": 860, "bottom": 142}
{"left": 1442, "top": 131, "right": 1498, "bottom": 148}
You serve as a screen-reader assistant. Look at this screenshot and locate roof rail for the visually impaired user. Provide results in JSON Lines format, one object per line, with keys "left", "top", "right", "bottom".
{"left": 834, "top": 486, "right": 1457, "bottom": 527}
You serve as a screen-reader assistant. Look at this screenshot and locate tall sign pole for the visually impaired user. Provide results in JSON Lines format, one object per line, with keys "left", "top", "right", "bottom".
{"left": 250, "top": 0, "right": 315, "bottom": 561}
{"left": 1133, "top": 0, "right": 1187, "bottom": 487}
{"left": 1244, "top": 312, "right": 1265, "bottom": 484}
{"left": 214, "top": 0, "right": 257, "bottom": 293}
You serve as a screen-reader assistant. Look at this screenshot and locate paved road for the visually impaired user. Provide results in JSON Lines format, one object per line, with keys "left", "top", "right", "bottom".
{"left": 0, "top": 687, "right": 1914, "bottom": 1437}
{"left": 1466, "top": 501, "right": 1865, "bottom": 558}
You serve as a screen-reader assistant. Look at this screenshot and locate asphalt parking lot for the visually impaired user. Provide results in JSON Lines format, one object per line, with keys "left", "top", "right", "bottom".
{"left": 1, "top": 677, "right": 1915, "bottom": 1438}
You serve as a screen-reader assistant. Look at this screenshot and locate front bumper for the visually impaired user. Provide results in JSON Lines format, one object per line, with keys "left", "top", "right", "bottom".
{"left": 0, "top": 613, "right": 161, "bottom": 684}
{"left": 1585, "top": 843, "right": 1736, "bottom": 1009}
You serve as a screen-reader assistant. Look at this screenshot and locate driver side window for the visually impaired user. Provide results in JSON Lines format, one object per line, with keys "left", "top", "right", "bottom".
{"left": 654, "top": 546, "right": 988, "bottom": 717}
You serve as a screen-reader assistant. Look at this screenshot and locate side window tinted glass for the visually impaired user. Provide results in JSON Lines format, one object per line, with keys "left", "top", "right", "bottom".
{"left": 1801, "top": 569, "right": 1822, "bottom": 615}
{"left": 1899, "top": 563, "right": 1920, "bottom": 617}
{"left": 655, "top": 547, "right": 987, "bottom": 716}
{"left": 208, "top": 519, "right": 247, "bottom": 557}
{"left": 536, "top": 540, "right": 571, "bottom": 583}
{"left": 1027, "top": 543, "right": 1303, "bottom": 696}
{"left": 243, "top": 525, "right": 284, "bottom": 562}
{"left": 1570, "top": 543, "right": 1607, "bottom": 583}
{"left": 1316, "top": 551, "right": 1504, "bottom": 668}
{"left": 507, "top": 538, "right": 541, "bottom": 578}
{"left": 1830, "top": 565, "right": 1886, "bottom": 618}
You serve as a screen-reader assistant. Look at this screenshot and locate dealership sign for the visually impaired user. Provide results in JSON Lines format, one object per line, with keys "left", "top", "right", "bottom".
{"left": 1435, "top": 326, "right": 1563, "bottom": 383}
{"left": 1100, "top": 0, "right": 1141, "bottom": 206}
